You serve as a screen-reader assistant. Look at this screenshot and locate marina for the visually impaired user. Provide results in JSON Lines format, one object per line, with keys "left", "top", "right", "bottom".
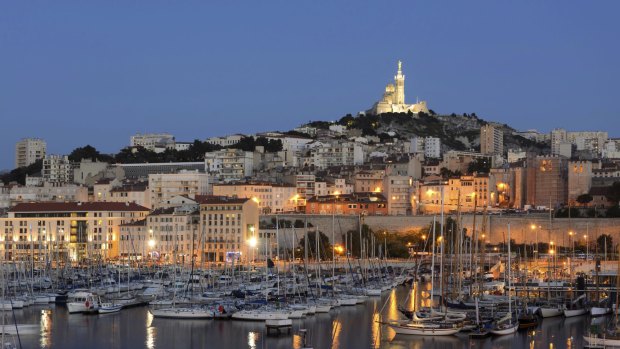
{"left": 0, "top": 285, "right": 599, "bottom": 349}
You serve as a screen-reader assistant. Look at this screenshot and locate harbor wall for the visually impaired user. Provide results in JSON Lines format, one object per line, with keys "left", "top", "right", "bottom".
{"left": 263, "top": 214, "right": 620, "bottom": 247}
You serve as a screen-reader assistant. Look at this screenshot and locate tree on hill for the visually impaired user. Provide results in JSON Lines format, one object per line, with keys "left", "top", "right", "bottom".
{"left": 576, "top": 194, "right": 593, "bottom": 206}
{"left": 605, "top": 182, "right": 620, "bottom": 205}
{"left": 0, "top": 159, "right": 43, "bottom": 185}
{"left": 68, "top": 145, "right": 114, "bottom": 163}
{"left": 255, "top": 137, "right": 283, "bottom": 152}
{"left": 467, "top": 158, "right": 491, "bottom": 174}
{"left": 114, "top": 146, "right": 160, "bottom": 163}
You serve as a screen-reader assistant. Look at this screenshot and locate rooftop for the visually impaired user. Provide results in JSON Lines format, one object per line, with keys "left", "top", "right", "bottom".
{"left": 10, "top": 202, "right": 150, "bottom": 213}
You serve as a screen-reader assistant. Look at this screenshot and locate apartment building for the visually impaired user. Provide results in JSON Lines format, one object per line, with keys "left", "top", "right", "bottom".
{"left": 197, "top": 196, "right": 259, "bottom": 264}
{"left": 15, "top": 138, "right": 46, "bottom": 169}
{"left": 0, "top": 202, "right": 149, "bottom": 262}
{"left": 149, "top": 171, "right": 209, "bottom": 209}
{"left": 305, "top": 192, "right": 388, "bottom": 215}
{"left": 212, "top": 182, "right": 298, "bottom": 213}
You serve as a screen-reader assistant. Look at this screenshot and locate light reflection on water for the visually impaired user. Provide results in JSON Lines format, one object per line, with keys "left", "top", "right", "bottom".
{"left": 10, "top": 286, "right": 595, "bottom": 349}
{"left": 146, "top": 311, "right": 155, "bottom": 349}
{"left": 40, "top": 309, "right": 51, "bottom": 348}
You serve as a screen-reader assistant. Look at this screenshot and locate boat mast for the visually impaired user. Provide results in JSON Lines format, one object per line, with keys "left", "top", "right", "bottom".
{"left": 508, "top": 223, "right": 512, "bottom": 325}
{"left": 430, "top": 215, "right": 436, "bottom": 309}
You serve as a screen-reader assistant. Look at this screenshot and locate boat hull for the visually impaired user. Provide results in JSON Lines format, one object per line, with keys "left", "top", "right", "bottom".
{"left": 387, "top": 322, "right": 461, "bottom": 336}
{"left": 564, "top": 308, "right": 587, "bottom": 318}
{"left": 584, "top": 335, "right": 620, "bottom": 346}
{"left": 150, "top": 308, "right": 213, "bottom": 319}
{"left": 538, "top": 307, "right": 563, "bottom": 318}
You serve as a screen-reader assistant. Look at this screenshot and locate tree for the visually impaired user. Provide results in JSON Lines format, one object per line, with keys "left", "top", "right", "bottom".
{"left": 467, "top": 158, "right": 491, "bottom": 174}
{"left": 296, "top": 231, "right": 333, "bottom": 260}
{"left": 0, "top": 159, "right": 43, "bottom": 185}
{"left": 229, "top": 136, "right": 255, "bottom": 152}
{"left": 606, "top": 182, "right": 620, "bottom": 205}
{"left": 114, "top": 146, "right": 160, "bottom": 163}
{"left": 68, "top": 145, "right": 113, "bottom": 163}
{"left": 576, "top": 194, "right": 593, "bottom": 206}
{"left": 596, "top": 234, "right": 613, "bottom": 255}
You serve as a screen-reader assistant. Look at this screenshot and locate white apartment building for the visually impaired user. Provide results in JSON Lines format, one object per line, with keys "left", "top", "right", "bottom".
{"left": 424, "top": 137, "right": 442, "bottom": 159}
{"left": 213, "top": 182, "right": 298, "bottom": 213}
{"left": 42, "top": 155, "right": 74, "bottom": 184}
{"left": 15, "top": 138, "right": 46, "bottom": 169}
{"left": 175, "top": 142, "right": 192, "bottom": 151}
{"left": 205, "top": 149, "right": 254, "bottom": 182}
{"left": 149, "top": 171, "right": 209, "bottom": 209}
{"left": 410, "top": 137, "right": 425, "bottom": 154}
{"left": 551, "top": 128, "right": 568, "bottom": 156}
{"left": 409, "top": 137, "right": 441, "bottom": 158}
{"left": 7, "top": 184, "right": 88, "bottom": 208}
{"left": 309, "top": 141, "right": 364, "bottom": 169}
{"left": 206, "top": 134, "right": 245, "bottom": 147}
{"left": 130, "top": 133, "right": 175, "bottom": 152}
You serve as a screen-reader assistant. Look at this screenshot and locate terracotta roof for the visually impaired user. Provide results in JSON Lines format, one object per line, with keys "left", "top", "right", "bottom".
{"left": 194, "top": 195, "right": 250, "bottom": 205}
{"left": 10, "top": 202, "right": 150, "bottom": 213}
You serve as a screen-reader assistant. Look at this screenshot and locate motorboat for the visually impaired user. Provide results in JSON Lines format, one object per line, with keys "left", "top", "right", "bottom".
{"left": 67, "top": 292, "right": 100, "bottom": 314}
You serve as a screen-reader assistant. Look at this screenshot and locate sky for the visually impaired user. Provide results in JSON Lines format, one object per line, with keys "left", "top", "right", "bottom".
{"left": 1, "top": 1, "right": 619, "bottom": 170}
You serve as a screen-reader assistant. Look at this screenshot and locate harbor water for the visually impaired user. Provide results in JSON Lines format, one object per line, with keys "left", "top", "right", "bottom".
{"left": 2, "top": 286, "right": 592, "bottom": 349}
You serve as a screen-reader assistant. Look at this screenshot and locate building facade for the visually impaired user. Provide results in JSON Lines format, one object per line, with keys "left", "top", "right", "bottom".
{"left": 0, "top": 202, "right": 149, "bottom": 262}
{"left": 42, "top": 155, "right": 74, "bottom": 185}
{"left": 15, "top": 138, "right": 46, "bottom": 169}
{"left": 149, "top": 171, "right": 209, "bottom": 209}
{"left": 305, "top": 193, "right": 388, "bottom": 215}
{"left": 212, "top": 182, "right": 298, "bottom": 213}
{"left": 480, "top": 125, "right": 504, "bottom": 156}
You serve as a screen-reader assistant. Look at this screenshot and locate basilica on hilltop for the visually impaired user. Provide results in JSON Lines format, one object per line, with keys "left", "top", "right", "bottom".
{"left": 366, "top": 60, "right": 429, "bottom": 115}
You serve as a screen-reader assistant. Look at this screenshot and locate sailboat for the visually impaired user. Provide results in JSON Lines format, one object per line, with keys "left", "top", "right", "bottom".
{"left": 490, "top": 223, "right": 518, "bottom": 335}
{"left": 563, "top": 294, "right": 588, "bottom": 317}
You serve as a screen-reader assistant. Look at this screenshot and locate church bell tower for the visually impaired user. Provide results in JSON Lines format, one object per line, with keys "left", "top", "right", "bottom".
{"left": 394, "top": 60, "right": 405, "bottom": 105}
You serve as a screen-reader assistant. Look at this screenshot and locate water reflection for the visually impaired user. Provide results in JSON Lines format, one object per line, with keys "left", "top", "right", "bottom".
{"left": 7, "top": 287, "right": 595, "bottom": 349}
{"left": 145, "top": 311, "right": 155, "bottom": 349}
{"left": 331, "top": 318, "right": 342, "bottom": 349}
{"left": 247, "top": 331, "right": 258, "bottom": 349}
{"left": 40, "top": 309, "right": 52, "bottom": 348}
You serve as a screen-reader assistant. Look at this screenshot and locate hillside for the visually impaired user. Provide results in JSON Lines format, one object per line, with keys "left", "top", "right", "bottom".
{"left": 310, "top": 112, "right": 547, "bottom": 154}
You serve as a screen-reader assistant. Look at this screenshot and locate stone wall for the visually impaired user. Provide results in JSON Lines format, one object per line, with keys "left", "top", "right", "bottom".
{"left": 263, "top": 214, "right": 620, "bottom": 247}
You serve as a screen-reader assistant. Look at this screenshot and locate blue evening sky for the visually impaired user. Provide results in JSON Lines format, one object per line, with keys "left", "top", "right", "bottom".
{"left": 1, "top": 1, "right": 618, "bottom": 170}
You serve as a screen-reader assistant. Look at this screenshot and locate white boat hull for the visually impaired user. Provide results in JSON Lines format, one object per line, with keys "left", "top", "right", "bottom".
{"left": 150, "top": 308, "right": 213, "bottom": 319}
{"left": 564, "top": 308, "right": 587, "bottom": 317}
{"left": 388, "top": 322, "right": 461, "bottom": 336}
{"left": 231, "top": 310, "right": 289, "bottom": 321}
{"left": 538, "top": 307, "right": 563, "bottom": 318}
{"left": 584, "top": 335, "right": 620, "bottom": 346}
{"left": 590, "top": 307, "right": 611, "bottom": 317}
{"left": 490, "top": 323, "right": 518, "bottom": 335}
